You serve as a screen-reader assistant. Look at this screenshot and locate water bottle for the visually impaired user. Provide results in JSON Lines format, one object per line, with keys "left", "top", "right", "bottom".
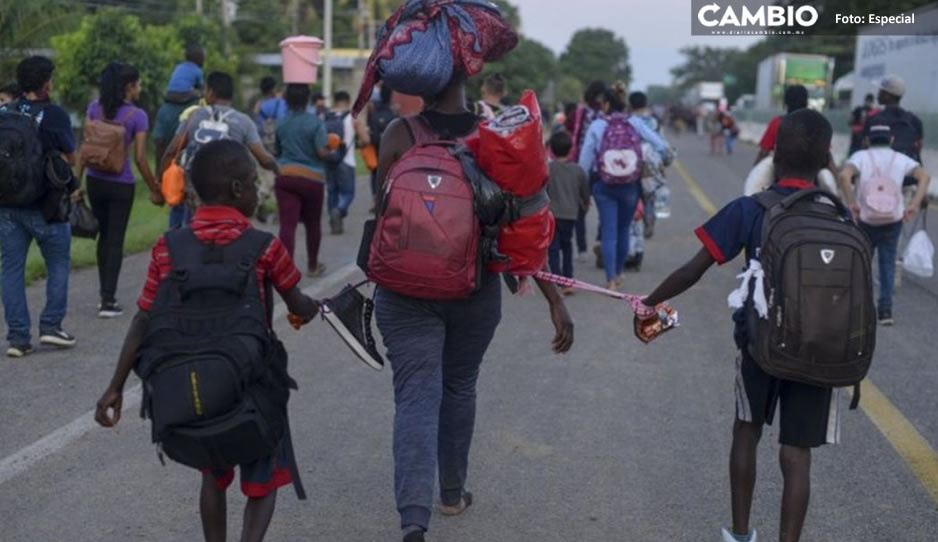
{"left": 655, "top": 184, "right": 672, "bottom": 219}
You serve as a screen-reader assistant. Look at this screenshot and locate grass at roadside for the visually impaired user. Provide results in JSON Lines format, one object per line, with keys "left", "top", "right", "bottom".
{"left": 25, "top": 180, "right": 168, "bottom": 285}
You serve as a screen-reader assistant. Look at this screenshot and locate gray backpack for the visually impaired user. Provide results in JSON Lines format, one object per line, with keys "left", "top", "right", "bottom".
{"left": 747, "top": 188, "right": 875, "bottom": 407}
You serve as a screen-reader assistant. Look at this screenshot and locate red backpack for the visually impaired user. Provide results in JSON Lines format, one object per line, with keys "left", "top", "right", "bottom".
{"left": 368, "top": 117, "right": 482, "bottom": 300}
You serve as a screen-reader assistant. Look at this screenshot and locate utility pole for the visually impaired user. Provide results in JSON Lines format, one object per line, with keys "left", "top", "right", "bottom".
{"left": 368, "top": 0, "right": 377, "bottom": 49}
{"left": 220, "top": 0, "right": 232, "bottom": 55}
{"left": 195, "top": 0, "right": 203, "bottom": 15}
{"left": 289, "top": 0, "right": 299, "bottom": 35}
{"left": 324, "top": 0, "right": 334, "bottom": 105}
{"left": 357, "top": 0, "right": 366, "bottom": 55}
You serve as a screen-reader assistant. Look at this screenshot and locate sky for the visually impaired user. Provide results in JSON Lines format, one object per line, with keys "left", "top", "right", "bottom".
{"left": 512, "top": 0, "right": 762, "bottom": 90}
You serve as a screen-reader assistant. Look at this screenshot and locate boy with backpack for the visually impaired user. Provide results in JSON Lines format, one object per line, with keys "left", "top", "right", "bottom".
{"left": 323, "top": 91, "right": 358, "bottom": 234}
{"left": 639, "top": 109, "right": 876, "bottom": 542}
{"left": 0, "top": 56, "right": 79, "bottom": 357}
{"left": 161, "top": 72, "right": 279, "bottom": 227}
{"left": 94, "top": 139, "right": 319, "bottom": 542}
{"left": 837, "top": 123, "right": 931, "bottom": 325}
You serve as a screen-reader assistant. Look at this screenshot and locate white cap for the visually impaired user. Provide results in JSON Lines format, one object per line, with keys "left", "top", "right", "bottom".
{"left": 876, "top": 74, "right": 906, "bottom": 98}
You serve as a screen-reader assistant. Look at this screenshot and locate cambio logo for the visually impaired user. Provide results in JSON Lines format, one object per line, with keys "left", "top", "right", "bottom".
{"left": 697, "top": 3, "right": 819, "bottom": 28}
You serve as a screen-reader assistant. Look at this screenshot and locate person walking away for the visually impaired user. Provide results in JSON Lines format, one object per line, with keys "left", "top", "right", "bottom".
{"left": 579, "top": 83, "right": 671, "bottom": 290}
{"left": 629, "top": 90, "right": 672, "bottom": 239}
{"left": 570, "top": 81, "right": 607, "bottom": 266}
{"left": 309, "top": 92, "right": 327, "bottom": 118}
{"left": 641, "top": 110, "right": 869, "bottom": 542}
{"left": 366, "top": 84, "right": 398, "bottom": 203}
{"left": 349, "top": 2, "right": 573, "bottom": 539}
{"left": 254, "top": 77, "right": 287, "bottom": 223}
{"left": 274, "top": 83, "right": 343, "bottom": 277}
{"left": 721, "top": 111, "right": 739, "bottom": 155}
{"left": 753, "top": 85, "right": 808, "bottom": 165}
{"left": 708, "top": 109, "right": 725, "bottom": 155}
{"left": 848, "top": 93, "right": 878, "bottom": 156}
{"left": 323, "top": 91, "right": 358, "bottom": 234}
{"left": 0, "top": 82, "right": 19, "bottom": 105}
{"left": 94, "top": 140, "right": 319, "bottom": 542}
{"left": 160, "top": 72, "right": 279, "bottom": 226}
{"left": 472, "top": 72, "right": 507, "bottom": 120}
{"left": 837, "top": 123, "right": 930, "bottom": 325}
{"left": 546, "top": 130, "right": 590, "bottom": 289}
{"left": 0, "top": 56, "right": 78, "bottom": 357}
{"left": 80, "top": 62, "right": 162, "bottom": 318}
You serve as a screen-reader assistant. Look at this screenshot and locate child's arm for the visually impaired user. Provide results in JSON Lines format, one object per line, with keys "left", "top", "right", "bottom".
{"left": 94, "top": 310, "right": 150, "bottom": 428}
{"left": 642, "top": 248, "right": 716, "bottom": 307}
{"left": 282, "top": 286, "right": 320, "bottom": 327}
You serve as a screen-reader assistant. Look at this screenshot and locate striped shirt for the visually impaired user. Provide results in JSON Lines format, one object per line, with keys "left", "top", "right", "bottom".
{"left": 138, "top": 206, "right": 301, "bottom": 313}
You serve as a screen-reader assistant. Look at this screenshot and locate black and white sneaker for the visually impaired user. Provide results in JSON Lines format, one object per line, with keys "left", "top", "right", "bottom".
{"left": 6, "top": 344, "right": 34, "bottom": 358}
{"left": 39, "top": 328, "right": 77, "bottom": 348}
{"left": 98, "top": 301, "right": 124, "bottom": 319}
{"left": 322, "top": 284, "right": 384, "bottom": 371}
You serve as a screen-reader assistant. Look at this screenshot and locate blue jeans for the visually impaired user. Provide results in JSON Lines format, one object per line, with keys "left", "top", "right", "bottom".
{"left": 0, "top": 208, "right": 71, "bottom": 345}
{"left": 326, "top": 163, "right": 356, "bottom": 217}
{"left": 592, "top": 182, "right": 641, "bottom": 281}
{"left": 575, "top": 206, "right": 587, "bottom": 253}
{"left": 374, "top": 273, "right": 502, "bottom": 531}
{"left": 549, "top": 218, "right": 576, "bottom": 278}
{"left": 861, "top": 220, "right": 903, "bottom": 313}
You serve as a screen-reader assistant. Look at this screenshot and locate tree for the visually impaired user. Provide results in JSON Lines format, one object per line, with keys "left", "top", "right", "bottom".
{"left": 670, "top": 46, "right": 742, "bottom": 90}
{"left": 559, "top": 28, "right": 630, "bottom": 89}
{"left": 554, "top": 75, "right": 584, "bottom": 106}
{"left": 472, "top": 37, "right": 556, "bottom": 103}
{"left": 645, "top": 84, "right": 681, "bottom": 105}
{"left": 489, "top": 0, "right": 521, "bottom": 29}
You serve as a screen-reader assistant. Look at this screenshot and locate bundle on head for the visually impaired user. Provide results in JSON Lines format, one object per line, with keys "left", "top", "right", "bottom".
{"left": 353, "top": 0, "right": 519, "bottom": 116}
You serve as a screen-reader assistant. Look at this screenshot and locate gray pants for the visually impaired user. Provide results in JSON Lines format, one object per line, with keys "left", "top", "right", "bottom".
{"left": 375, "top": 273, "right": 502, "bottom": 531}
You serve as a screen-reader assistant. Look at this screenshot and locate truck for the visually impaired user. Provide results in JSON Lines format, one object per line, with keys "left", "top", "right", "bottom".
{"left": 756, "top": 53, "right": 835, "bottom": 111}
{"left": 683, "top": 81, "right": 725, "bottom": 109}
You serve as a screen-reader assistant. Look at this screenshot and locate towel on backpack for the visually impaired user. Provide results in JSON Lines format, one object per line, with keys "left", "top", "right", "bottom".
{"left": 353, "top": 0, "right": 518, "bottom": 116}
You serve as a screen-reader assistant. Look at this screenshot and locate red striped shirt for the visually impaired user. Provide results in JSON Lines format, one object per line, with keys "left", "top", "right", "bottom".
{"left": 138, "top": 206, "right": 301, "bottom": 313}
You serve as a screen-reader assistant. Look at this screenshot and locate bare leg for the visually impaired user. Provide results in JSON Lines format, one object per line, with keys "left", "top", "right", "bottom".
{"left": 779, "top": 445, "right": 811, "bottom": 542}
{"left": 200, "top": 473, "right": 227, "bottom": 542}
{"left": 240, "top": 490, "right": 278, "bottom": 542}
{"left": 729, "top": 420, "right": 762, "bottom": 536}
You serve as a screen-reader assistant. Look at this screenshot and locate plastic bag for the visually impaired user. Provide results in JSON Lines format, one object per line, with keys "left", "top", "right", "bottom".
{"left": 487, "top": 205, "right": 555, "bottom": 275}
{"left": 466, "top": 90, "right": 548, "bottom": 197}
{"left": 903, "top": 229, "right": 934, "bottom": 278}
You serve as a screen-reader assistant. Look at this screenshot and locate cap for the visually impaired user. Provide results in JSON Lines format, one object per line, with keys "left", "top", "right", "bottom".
{"left": 876, "top": 74, "right": 906, "bottom": 98}
{"left": 868, "top": 123, "right": 892, "bottom": 143}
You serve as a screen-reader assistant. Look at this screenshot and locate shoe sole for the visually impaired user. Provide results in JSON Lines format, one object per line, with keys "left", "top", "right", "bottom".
{"left": 321, "top": 306, "right": 383, "bottom": 371}
{"left": 879, "top": 320, "right": 895, "bottom": 326}
{"left": 6, "top": 349, "right": 31, "bottom": 358}
{"left": 98, "top": 310, "right": 123, "bottom": 319}
{"left": 39, "top": 336, "right": 76, "bottom": 348}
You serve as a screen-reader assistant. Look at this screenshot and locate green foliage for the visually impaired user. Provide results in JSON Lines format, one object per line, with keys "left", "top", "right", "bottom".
{"left": 554, "top": 75, "right": 585, "bottom": 106}
{"left": 645, "top": 84, "right": 682, "bottom": 105}
{"left": 559, "top": 28, "right": 631, "bottom": 89}
{"left": 489, "top": 0, "right": 522, "bottom": 29}
{"left": 475, "top": 37, "right": 557, "bottom": 102}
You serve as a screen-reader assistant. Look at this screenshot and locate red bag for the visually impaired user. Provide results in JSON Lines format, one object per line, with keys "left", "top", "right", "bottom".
{"left": 466, "top": 90, "right": 548, "bottom": 197}
{"left": 488, "top": 205, "right": 555, "bottom": 275}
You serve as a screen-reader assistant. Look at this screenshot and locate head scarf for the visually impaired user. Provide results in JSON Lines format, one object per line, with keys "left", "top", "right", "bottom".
{"left": 352, "top": 0, "right": 518, "bottom": 116}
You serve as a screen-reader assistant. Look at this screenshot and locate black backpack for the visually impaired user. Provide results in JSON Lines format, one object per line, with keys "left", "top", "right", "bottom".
{"left": 747, "top": 188, "right": 876, "bottom": 406}
{"left": 368, "top": 102, "right": 396, "bottom": 148}
{"left": 0, "top": 101, "right": 48, "bottom": 207}
{"left": 324, "top": 111, "right": 349, "bottom": 163}
{"left": 135, "top": 228, "right": 306, "bottom": 498}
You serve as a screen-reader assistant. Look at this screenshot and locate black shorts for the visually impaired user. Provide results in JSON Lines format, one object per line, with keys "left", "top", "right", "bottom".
{"left": 734, "top": 350, "right": 841, "bottom": 448}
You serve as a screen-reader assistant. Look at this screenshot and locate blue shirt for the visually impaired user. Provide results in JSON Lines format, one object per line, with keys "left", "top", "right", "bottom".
{"left": 256, "top": 97, "right": 288, "bottom": 127}
{"left": 578, "top": 113, "right": 673, "bottom": 175}
{"left": 694, "top": 179, "right": 818, "bottom": 348}
{"left": 166, "top": 61, "right": 204, "bottom": 94}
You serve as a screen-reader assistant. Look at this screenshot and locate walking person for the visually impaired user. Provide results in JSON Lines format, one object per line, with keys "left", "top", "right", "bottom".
{"left": 81, "top": 62, "right": 162, "bottom": 318}
{"left": 578, "top": 83, "right": 671, "bottom": 290}
{"left": 471, "top": 72, "right": 507, "bottom": 120}
{"left": 547, "top": 130, "right": 590, "bottom": 287}
{"left": 324, "top": 91, "right": 359, "bottom": 234}
{"left": 346, "top": 2, "right": 573, "bottom": 539}
{"left": 254, "top": 76, "right": 287, "bottom": 223}
{"left": 274, "top": 83, "right": 342, "bottom": 277}
{"left": 848, "top": 93, "right": 878, "bottom": 156}
{"left": 0, "top": 56, "right": 78, "bottom": 356}
{"left": 837, "top": 123, "right": 931, "bottom": 325}
{"left": 569, "top": 81, "right": 607, "bottom": 266}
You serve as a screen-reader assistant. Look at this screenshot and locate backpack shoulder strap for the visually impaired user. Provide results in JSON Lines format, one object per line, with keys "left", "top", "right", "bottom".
{"left": 403, "top": 115, "right": 437, "bottom": 146}
{"left": 752, "top": 189, "right": 785, "bottom": 210}
{"left": 119, "top": 105, "right": 138, "bottom": 124}
{"left": 164, "top": 228, "right": 204, "bottom": 271}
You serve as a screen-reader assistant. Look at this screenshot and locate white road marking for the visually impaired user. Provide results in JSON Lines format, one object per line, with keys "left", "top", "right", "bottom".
{"left": 0, "top": 263, "right": 362, "bottom": 486}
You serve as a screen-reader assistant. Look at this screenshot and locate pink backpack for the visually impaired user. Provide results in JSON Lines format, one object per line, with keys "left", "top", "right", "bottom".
{"left": 597, "top": 113, "right": 643, "bottom": 184}
{"left": 858, "top": 150, "right": 903, "bottom": 225}
{"left": 368, "top": 117, "right": 482, "bottom": 300}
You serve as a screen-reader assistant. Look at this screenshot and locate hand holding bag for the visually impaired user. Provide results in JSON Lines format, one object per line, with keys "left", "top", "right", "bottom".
{"left": 69, "top": 199, "right": 99, "bottom": 239}
{"left": 903, "top": 212, "right": 934, "bottom": 278}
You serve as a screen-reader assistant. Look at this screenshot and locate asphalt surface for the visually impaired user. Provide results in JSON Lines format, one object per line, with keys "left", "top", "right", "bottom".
{"left": 1, "top": 134, "right": 937, "bottom": 541}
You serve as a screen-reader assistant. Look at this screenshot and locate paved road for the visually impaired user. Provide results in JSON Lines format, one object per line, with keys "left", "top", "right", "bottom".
{"left": 1, "top": 134, "right": 937, "bottom": 541}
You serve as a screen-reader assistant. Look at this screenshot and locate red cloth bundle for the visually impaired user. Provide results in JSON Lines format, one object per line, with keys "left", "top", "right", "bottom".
{"left": 488, "top": 206, "right": 555, "bottom": 275}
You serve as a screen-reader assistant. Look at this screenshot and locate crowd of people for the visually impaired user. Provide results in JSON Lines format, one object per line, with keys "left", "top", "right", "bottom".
{"left": 0, "top": 0, "right": 931, "bottom": 541}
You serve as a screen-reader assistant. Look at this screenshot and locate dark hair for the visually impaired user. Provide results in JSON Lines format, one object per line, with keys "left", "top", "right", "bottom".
{"left": 207, "top": 71, "right": 234, "bottom": 101}
{"left": 774, "top": 109, "right": 832, "bottom": 179}
{"left": 783, "top": 85, "right": 808, "bottom": 112}
{"left": 379, "top": 84, "right": 393, "bottom": 104}
{"left": 311, "top": 92, "right": 325, "bottom": 104}
{"left": 190, "top": 140, "right": 255, "bottom": 204}
{"left": 334, "top": 90, "right": 351, "bottom": 104}
{"left": 603, "top": 82, "right": 627, "bottom": 113}
{"left": 483, "top": 72, "right": 506, "bottom": 96}
{"left": 584, "top": 81, "right": 607, "bottom": 108}
{"left": 628, "top": 91, "right": 647, "bottom": 110}
{"left": 864, "top": 93, "right": 875, "bottom": 102}
{"left": 564, "top": 102, "right": 577, "bottom": 117}
{"left": 260, "top": 76, "right": 277, "bottom": 95}
{"left": 284, "top": 83, "right": 310, "bottom": 112}
{"left": 0, "top": 82, "right": 20, "bottom": 98}
{"left": 16, "top": 56, "right": 55, "bottom": 94}
{"left": 186, "top": 43, "right": 205, "bottom": 65}
{"left": 98, "top": 62, "right": 140, "bottom": 120}
{"left": 549, "top": 130, "right": 573, "bottom": 158}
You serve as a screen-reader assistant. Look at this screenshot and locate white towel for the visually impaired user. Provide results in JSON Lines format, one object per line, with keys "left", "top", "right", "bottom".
{"left": 728, "top": 260, "right": 768, "bottom": 318}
